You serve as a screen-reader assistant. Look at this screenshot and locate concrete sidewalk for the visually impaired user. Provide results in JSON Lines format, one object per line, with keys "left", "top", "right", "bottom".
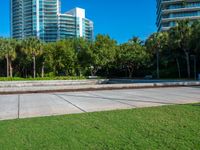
{"left": 0, "top": 87, "right": 200, "bottom": 121}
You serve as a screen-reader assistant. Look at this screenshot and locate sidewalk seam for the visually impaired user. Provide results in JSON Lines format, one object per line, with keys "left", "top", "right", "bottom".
{"left": 54, "top": 94, "right": 87, "bottom": 113}
{"left": 86, "top": 92, "right": 138, "bottom": 108}
{"left": 18, "top": 95, "right": 20, "bottom": 119}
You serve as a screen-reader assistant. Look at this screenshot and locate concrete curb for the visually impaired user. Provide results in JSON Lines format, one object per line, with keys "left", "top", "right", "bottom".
{"left": 0, "top": 81, "right": 199, "bottom": 95}
{"left": 0, "top": 79, "right": 108, "bottom": 88}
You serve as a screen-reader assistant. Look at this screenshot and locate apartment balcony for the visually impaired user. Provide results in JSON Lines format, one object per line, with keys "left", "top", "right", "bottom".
{"left": 161, "top": 0, "right": 200, "bottom": 6}
{"left": 162, "top": 7, "right": 200, "bottom": 14}
{"left": 160, "top": 26, "right": 171, "bottom": 31}
{"left": 161, "top": 15, "right": 200, "bottom": 23}
{"left": 157, "top": 0, "right": 200, "bottom": 16}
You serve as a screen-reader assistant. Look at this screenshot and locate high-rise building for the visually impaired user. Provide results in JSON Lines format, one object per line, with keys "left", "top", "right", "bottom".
{"left": 157, "top": 0, "right": 200, "bottom": 31}
{"left": 11, "top": 0, "right": 93, "bottom": 42}
{"left": 58, "top": 8, "right": 93, "bottom": 40}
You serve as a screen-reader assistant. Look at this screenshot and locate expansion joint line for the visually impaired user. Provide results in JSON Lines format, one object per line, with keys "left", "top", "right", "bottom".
{"left": 18, "top": 95, "right": 20, "bottom": 119}
{"left": 54, "top": 94, "right": 87, "bottom": 113}
{"left": 86, "top": 92, "right": 138, "bottom": 108}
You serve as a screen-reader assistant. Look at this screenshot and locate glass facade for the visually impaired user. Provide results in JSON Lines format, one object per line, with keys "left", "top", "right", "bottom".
{"left": 157, "top": 0, "right": 200, "bottom": 31}
{"left": 11, "top": 0, "right": 23, "bottom": 39}
{"left": 59, "top": 14, "right": 77, "bottom": 39}
{"left": 58, "top": 8, "right": 93, "bottom": 41}
{"left": 11, "top": 0, "right": 93, "bottom": 42}
{"left": 83, "top": 18, "right": 94, "bottom": 41}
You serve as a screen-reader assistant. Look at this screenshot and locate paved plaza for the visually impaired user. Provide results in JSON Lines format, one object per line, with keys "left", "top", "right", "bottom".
{"left": 0, "top": 86, "right": 200, "bottom": 121}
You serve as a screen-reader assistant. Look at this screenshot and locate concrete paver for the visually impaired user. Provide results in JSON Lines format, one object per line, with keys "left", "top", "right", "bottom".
{"left": 0, "top": 87, "right": 199, "bottom": 121}
{"left": 20, "top": 94, "right": 82, "bottom": 118}
{"left": 0, "top": 95, "right": 18, "bottom": 120}
{"left": 120, "top": 89, "right": 200, "bottom": 104}
{"left": 56, "top": 92, "right": 132, "bottom": 112}
{"left": 87, "top": 90, "right": 180, "bottom": 105}
{"left": 131, "top": 88, "right": 200, "bottom": 103}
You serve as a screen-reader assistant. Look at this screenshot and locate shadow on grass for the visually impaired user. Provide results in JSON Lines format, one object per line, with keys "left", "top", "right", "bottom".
{"left": 191, "top": 103, "right": 200, "bottom": 107}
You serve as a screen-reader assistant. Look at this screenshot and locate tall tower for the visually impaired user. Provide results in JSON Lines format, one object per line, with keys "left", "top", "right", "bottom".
{"left": 11, "top": 0, "right": 23, "bottom": 39}
{"left": 11, "top": 0, "right": 94, "bottom": 42}
{"left": 157, "top": 0, "right": 200, "bottom": 31}
{"left": 11, "top": 0, "right": 60, "bottom": 42}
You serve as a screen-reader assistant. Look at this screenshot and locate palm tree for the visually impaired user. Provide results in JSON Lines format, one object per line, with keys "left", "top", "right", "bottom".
{"left": 0, "top": 39, "right": 9, "bottom": 77}
{"left": 0, "top": 38, "right": 4, "bottom": 76}
{"left": 170, "top": 20, "right": 192, "bottom": 78}
{"left": 191, "top": 20, "right": 200, "bottom": 56}
{"left": 8, "top": 39, "right": 17, "bottom": 77}
{"left": 168, "top": 28, "right": 183, "bottom": 78}
{"left": 128, "top": 37, "right": 143, "bottom": 45}
{"left": 190, "top": 21, "right": 200, "bottom": 79}
{"left": 0, "top": 38, "right": 17, "bottom": 77}
{"left": 22, "top": 37, "right": 43, "bottom": 78}
{"left": 146, "top": 32, "right": 168, "bottom": 79}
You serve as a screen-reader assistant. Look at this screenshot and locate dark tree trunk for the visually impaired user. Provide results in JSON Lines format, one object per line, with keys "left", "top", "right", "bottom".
{"left": 176, "top": 58, "right": 181, "bottom": 79}
{"left": 106, "top": 67, "right": 109, "bottom": 78}
{"left": 156, "top": 50, "right": 160, "bottom": 79}
{"left": 91, "top": 67, "right": 99, "bottom": 76}
{"left": 33, "top": 56, "right": 36, "bottom": 78}
{"left": 41, "top": 62, "right": 44, "bottom": 78}
{"left": 185, "top": 52, "right": 191, "bottom": 78}
{"left": 6, "top": 55, "right": 9, "bottom": 77}
{"left": 25, "top": 68, "right": 28, "bottom": 78}
{"left": 127, "top": 66, "right": 134, "bottom": 79}
{"left": 9, "top": 60, "right": 13, "bottom": 78}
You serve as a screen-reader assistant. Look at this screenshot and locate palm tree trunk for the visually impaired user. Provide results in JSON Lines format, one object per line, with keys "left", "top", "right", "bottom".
{"left": 91, "top": 67, "right": 98, "bottom": 76}
{"left": 185, "top": 52, "right": 191, "bottom": 78}
{"left": 41, "top": 62, "right": 44, "bottom": 78}
{"left": 127, "top": 66, "right": 133, "bottom": 79}
{"left": 193, "top": 56, "right": 197, "bottom": 80}
{"left": 176, "top": 58, "right": 181, "bottom": 79}
{"left": 6, "top": 55, "right": 9, "bottom": 77}
{"left": 33, "top": 56, "right": 36, "bottom": 78}
{"left": 128, "top": 72, "right": 132, "bottom": 78}
{"left": 106, "top": 67, "right": 109, "bottom": 78}
{"left": 9, "top": 60, "right": 13, "bottom": 78}
{"left": 25, "top": 68, "right": 27, "bottom": 78}
{"left": 156, "top": 50, "right": 160, "bottom": 79}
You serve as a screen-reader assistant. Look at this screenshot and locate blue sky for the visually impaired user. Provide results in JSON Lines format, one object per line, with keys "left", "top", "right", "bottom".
{"left": 0, "top": 0, "right": 157, "bottom": 43}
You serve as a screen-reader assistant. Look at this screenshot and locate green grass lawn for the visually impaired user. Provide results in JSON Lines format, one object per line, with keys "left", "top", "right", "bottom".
{"left": 0, "top": 104, "right": 200, "bottom": 150}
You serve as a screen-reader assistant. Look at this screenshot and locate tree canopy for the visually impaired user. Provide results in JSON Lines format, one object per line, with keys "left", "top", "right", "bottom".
{"left": 0, "top": 21, "right": 200, "bottom": 79}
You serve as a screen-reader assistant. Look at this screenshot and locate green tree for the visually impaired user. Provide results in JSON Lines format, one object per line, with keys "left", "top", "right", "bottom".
{"left": 44, "top": 40, "right": 76, "bottom": 76}
{"left": 190, "top": 21, "right": 200, "bottom": 79}
{"left": 119, "top": 37, "right": 149, "bottom": 78}
{"left": 90, "top": 34, "right": 117, "bottom": 76}
{"left": 72, "top": 38, "right": 92, "bottom": 76}
{"left": 191, "top": 21, "right": 200, "bottom": 56}
{"left": 168, "top": 28, "right": 184, "bottom": 78}
{"left": 146, "top": 32, "right": 168, "bottom": 79}
{"left": 22, "top": 37, "right": 43, "bottom": 78}
{"left": 0, "top": 38, "right": 17, "bottom": 77}
{"left": 0, "top": 38, "right": 4, "bottom": 75}
{"left": 169, "top": 20, "right": 192, "bottom": 78}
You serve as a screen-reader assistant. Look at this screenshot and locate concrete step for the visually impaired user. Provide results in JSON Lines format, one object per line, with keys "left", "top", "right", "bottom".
{"left": 0, "top": 81, "right": 199, "bottom": 94}
{"left": 0, "top": 79, "right": 109, "bottom": 88}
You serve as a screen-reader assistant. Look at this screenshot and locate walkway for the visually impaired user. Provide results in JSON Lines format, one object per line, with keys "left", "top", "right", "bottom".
{"left": 0, "top": 87, "right": 200, "bottom": 121}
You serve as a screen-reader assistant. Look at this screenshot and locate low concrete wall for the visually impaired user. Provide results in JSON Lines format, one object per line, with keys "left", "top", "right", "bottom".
{"left": 0, "top": 79, "right": 109, "bottom": 88}
{"left": 108, "top": 79, "right": 196, "bottom": 84}
{"left": 0, "top": 80, "right": 200, "bottom": 94}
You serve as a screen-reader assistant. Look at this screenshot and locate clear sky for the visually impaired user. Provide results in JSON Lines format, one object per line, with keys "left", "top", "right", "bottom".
{"left": 0, "top": 0, "right": 157, "bottom": 43}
